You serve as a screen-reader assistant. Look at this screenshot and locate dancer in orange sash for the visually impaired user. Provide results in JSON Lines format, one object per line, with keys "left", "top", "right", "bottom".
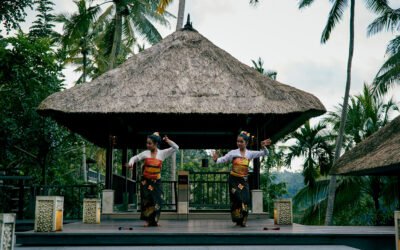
{"left": 213, "top": 131, "right": 271, "bottom": 227}
{"left": 125, "top": 132, "right": 179, "bottom": 227}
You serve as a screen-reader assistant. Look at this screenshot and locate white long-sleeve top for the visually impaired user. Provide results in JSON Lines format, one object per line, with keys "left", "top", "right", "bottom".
{"left": 216, "top": 147, "right": 269, "bottom": 164}
{"left": 127, "top": 140, "right": 179, "bottom": 167}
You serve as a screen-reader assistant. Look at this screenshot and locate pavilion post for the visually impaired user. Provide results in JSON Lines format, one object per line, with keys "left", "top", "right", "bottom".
{"left": 122, "top": 147, "right": 129, "bottom": 209}
{"left": 105, "top": 136, "right": 115, "bottom": 190}
{"left": 131, "top": 149, "right": 137, "bottom": 181}
{"left": 253, "top": 127, "right": 261, "bottom": 189}
{"left": 131, "top": 148, "right": 138, "bottom": 210}
{"left": 253, "top": 158, "right": 260, "bottom": 190}
{"left": 398, "top": 175, "right": 400, "bottom": 210}
{"left": 103, "top": 136, "right": 115, "bottom": 214}
{"left": 251, "top": 127, "right": 263, "bottom": 213}
{"left": 122, "top": 147, "right": 128, "bottom": 191}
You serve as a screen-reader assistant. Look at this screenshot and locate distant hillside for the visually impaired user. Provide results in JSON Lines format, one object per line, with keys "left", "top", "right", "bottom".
{"left": 271, "top": 170, "right": 304, "bottom": 198}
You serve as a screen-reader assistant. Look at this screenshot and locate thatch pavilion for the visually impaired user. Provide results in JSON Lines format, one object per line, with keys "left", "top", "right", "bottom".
{"left": 37, "top": 22, "right": 326, "bottom": 190}
{"left": 330, "top": 115, "right": 400, "bottom": 176}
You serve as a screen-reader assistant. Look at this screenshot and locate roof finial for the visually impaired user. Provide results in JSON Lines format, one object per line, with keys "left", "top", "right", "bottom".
{"left": 182, "top": 14, "right": 197, "bottom": 32}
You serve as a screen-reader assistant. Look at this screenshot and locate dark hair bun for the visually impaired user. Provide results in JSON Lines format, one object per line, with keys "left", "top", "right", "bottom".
{"left": 238, "top": 131, "right": 250, "bottom": 142}
{"left": 148, "top": 132, "right": 162, "bottom": 145}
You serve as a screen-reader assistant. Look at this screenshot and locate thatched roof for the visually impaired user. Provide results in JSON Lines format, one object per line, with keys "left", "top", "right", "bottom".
{"left": 330, "top": 115, "right": 400, "bottom": 176}
{"left": 37, "top": 28, "right": 326, "bottom": 148}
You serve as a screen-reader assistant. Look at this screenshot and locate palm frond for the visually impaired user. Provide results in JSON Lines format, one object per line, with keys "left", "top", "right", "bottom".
{"left": 321, "top": 0, "right": 348, "bottom": 44}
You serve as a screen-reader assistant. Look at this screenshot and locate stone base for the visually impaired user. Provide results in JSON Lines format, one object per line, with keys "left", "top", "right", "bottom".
{"left": 177, "top": 202, "right": 188, "bottom": 214}
{"left": 394, "top": 211, "right": 400, "bottom": 250}
{"left": 83, "top": 198, "right": 101, "bottom": 224}
{"left": 1, "top": 213, "right": 16, "bottom": 250}
{"left": 251, "top": 189, "right": 263, "bottom": 214}
{"left": 34, "top": 196, "right": 64, "bottom": 232}
{"left": 102, "top": 190, "right": 114, "bottom": 214}
{"left": 274, "top": 198, "right": 293, "bottom": 225}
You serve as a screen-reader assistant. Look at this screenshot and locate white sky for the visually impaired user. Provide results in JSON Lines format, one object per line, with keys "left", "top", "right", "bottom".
{"left": 3, "top": 0, "right": 400, "bottom": 172}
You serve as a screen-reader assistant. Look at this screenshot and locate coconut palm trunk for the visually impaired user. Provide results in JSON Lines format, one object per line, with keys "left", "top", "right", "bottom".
{"left": 109, "top": 3, "right": 122, "bottom": 70}
{"left": 325, "top": 0, "right": 355, "bottom": 226}
{"left": 175, "top": 0, "right": 185, "bottom": 31}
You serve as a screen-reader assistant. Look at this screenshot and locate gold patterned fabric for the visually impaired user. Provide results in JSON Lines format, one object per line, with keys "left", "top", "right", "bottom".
{"left": 143, "top": 158, "right": 163, "bottom": 180}
{"left": 140, "top": 177, "right": 163, "bottom": 226}
{"left": 228, "top": 175, "right": 249, "bottom": 226}
{"left": 230, "top": 157, "right": 250, "bottom": 177}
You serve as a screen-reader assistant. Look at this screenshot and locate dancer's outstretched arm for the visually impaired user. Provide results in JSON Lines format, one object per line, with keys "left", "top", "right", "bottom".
{"left": 213, "top": 150, "right": 234, "bottom": 164}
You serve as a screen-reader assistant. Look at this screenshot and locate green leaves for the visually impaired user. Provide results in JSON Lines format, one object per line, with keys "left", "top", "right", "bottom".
{"left": 0, "top": 0, "right": 34, "bottom": 33}
{"left": 321, "top": 0, "right": 348, "bottom": 44}
{"left": 0, "top": 33, "right": 84, "bottom": 185}
{"left": 251, "top": 57, "right": 277, "bottom": 80}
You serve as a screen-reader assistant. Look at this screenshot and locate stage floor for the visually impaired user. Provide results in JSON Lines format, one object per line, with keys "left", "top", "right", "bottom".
{"left": 16, "top": 219, "right": 395, "bottom": 250}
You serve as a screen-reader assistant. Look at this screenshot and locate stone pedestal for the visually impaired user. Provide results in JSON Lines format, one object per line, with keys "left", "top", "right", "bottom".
{"left": 83, "top": 198, "right": 101, "bottom": 224}
{"left": 274, "top": 198, "right": 293, "bottom": 225}
{"left": 34, "top": 196, "right": 64, "bottom": 232}
{"left": 395, "top": 211, "right": 400, "bottom": 250}
{"left": 177, "top": 171, "right": 189, "bottom": 214}
{"left": 251, "top": 190, "right": 263, "bottom": 213}
{"left": 102, "top": 190, "right": 114, "bottom": 214}
{"left": 0, "top": 213, "right": 16, "bottom": 250}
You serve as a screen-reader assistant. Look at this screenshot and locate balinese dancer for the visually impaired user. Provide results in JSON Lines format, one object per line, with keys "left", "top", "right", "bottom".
{"left": 125, "top": 132, "right": 179, "bottom": 227}
{"left": 213, "top": 131, "right": 271, "bottom": 227}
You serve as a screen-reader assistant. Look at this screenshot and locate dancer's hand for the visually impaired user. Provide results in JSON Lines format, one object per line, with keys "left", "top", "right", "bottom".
{"left": 163, "top": 135, "right": 171, "bottom": 143}
{"left": 125, "top": 163, "right": 133, "bottom": 169}
{"left": 212, "top": 150, "right": 220, "bottom": 162}
{"left": 261, "top": 139, "right": 271, "bottom": 148}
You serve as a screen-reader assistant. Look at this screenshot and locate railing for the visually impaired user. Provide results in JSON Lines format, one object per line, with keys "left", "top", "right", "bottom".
{"left": 161, "top": 181, "right": 177, "bottom": 211}
{"left": 0, "top": 176, "right": 102, "bottom": 220}
{"left": 0, "top": 176, "right": 32, "bottom": 219}
{"left": 87, "top": 169, "right": 105, "bottom": 183}
{"left": 189, "top": 172, "right": 230, "bottom": 210}
{"left": 112, "top": 173, "right": 136, "bottom": 205}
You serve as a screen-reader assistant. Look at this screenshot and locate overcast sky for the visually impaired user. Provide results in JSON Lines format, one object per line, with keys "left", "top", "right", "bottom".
{"left": 4, "top": 0, "right": 400, "bottom": 171}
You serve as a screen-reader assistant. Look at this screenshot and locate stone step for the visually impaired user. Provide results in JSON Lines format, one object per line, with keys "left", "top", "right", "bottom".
{"left": 102, "top": 212, "right": 270, "bottom": 220}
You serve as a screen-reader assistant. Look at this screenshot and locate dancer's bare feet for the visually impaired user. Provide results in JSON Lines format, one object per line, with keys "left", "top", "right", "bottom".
{"left": 142, "top": 222, "right": 150, "bottom": 227}
{"left": 157, "top": 223, "right": 162, "bottom": 227}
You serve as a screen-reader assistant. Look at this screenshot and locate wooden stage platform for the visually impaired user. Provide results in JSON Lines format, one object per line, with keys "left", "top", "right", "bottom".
{"left": 16, "top": 219, "right": 395, "bottom": 250}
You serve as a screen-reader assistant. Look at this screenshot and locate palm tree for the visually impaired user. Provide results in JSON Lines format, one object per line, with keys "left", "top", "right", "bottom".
{"left": 157, "top": 0, "right": 185, "bottom": 30}
{"left": 324, "top": 84, "right": 398, "bottom": 145}
{"left": 367, "top": 3, "right": 400, "bottom": 96}
{"left": 56, "top": 0, "right": 101, "bottom": 84}
{"left": 322, "top": 83, "right": 398, "bottom": 224}
{"left": 97, "top": 0, "right": 172, "bottom": 70}
{"left": 298, "top": 0, "right": 390, "bottom": 225}
{"left": 285, "top": 121, "right": 334, "bottom": 189}
{"left": 293, "top": 176, "right": 364, "bottom": 225}
{"left": 251, "top": 57, "right": 277, "bottom": 80}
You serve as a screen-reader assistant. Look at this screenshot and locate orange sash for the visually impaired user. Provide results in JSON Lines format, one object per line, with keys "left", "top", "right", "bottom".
{"left": 230, "top": 157, "right": 250, "bottom": 177}
{"left": 143, "top": 158, "right": 163, "bottom": 180}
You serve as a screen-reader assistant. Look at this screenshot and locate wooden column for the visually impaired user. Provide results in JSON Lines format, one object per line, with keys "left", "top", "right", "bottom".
{"left": 253, "top": 158, "right": 260, "bottom": 190}
{"left": 105, "top": 136, "right": 115, "bottom": 189}
{"left": 254, "top": 126, "right": 261, "bottom": 190}
{"left": 131, "top": 149, "right": 137, "bottom": 181}
{"left": 122, "top": 147, "right": 128, "bottom": 193}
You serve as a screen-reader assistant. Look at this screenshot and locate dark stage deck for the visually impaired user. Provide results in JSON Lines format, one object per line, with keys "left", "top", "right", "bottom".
{"left": 16, "top": 219, "right": 395, "bottom": 250}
